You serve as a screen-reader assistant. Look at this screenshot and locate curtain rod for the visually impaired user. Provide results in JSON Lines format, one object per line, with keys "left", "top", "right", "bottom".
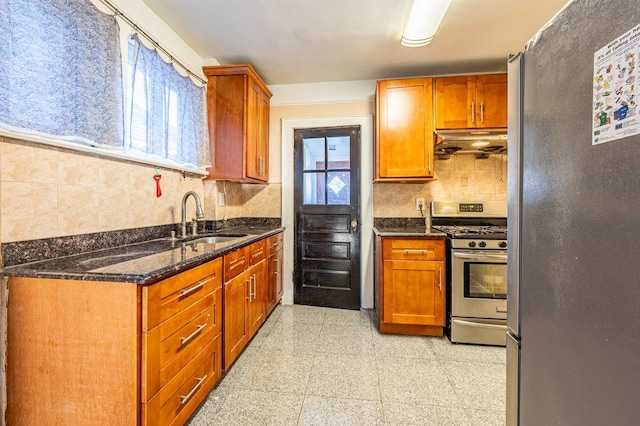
{"left": 98, "top": 0, "right": 207, "bottom": 86}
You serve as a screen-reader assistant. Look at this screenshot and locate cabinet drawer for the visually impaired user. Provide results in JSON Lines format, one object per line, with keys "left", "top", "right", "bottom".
{"left": 224, "top": 246, "right": 248, "bottom": 281}
{"left": 383, "top": 238, "right": 445, "bottom": 261}
{"left": 266, "top": 232, "right": 283, "bottom": 256}
{"left": 142, "top": 334, "right": 221, "bottom": 426}
{"left": 247, "top": 239, "right": 266, "bottom": 265}
{"left": 142, "top": 288, "right": 221, "bottom": 401}
{"left": 143, "top": 258, "right": 223, "bottom": 331}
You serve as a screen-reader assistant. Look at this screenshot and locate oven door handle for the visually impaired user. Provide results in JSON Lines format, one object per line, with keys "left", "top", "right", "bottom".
{"left": 452, "top": 252, "right": 507, "bottom": 261}
{"left": 452, "top": 319, "right": 509, "bottom": 331}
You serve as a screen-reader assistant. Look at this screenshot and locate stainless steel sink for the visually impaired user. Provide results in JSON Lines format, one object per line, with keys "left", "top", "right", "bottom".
{"left": 184, "top": 235, "right": 245, "bottom": 245}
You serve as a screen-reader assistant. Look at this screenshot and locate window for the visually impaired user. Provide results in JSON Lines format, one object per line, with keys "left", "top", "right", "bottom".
{"left": 126, "top": 35, "right": 209, "bottom": 168}
{"left": 302, "top": 135, "right": 351, "bottom": 205}
{"left": 0, "top": 0, "right": 123, "bottom": 148}
{"left": 0, "top": 0, "right": 210, "bottom": 172}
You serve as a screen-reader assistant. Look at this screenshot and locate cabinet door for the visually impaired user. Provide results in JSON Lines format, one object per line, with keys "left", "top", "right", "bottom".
{"left": 246, "top": 78, "right": 262, "bottom": 181}
{"left": 223, "top": 268, "right": 250, "bottom": 370}
{"left": 247, "top": 259, "right": 266, "bottom": 337}
{"left": 246, "top": 78, "right": 269, "bottom": 182}
{"left": 476, "top": 74, "right": 508, "bottom": 128}
{"left": 434, "top": 75, "right": 475, "bottom": 129}
{"left": 266, "top": 248, "right": 283, "bottom": 314}
{"left": 258, "top": 89, "right": 270, "bottom": 180}
{"left": 382, "top": 260, "right": 445, "bottom": 326}
{"left": 376, "top": 78, "right": 434, "bottom": 179}
{"left": 275, "top": 248, "right": 283, "bottom": 303}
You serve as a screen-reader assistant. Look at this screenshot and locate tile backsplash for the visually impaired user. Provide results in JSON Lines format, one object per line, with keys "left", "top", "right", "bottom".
{"left": 0, "top": 137, "right": 282, "bottom": 245}
{"left": 373, "top": 154, "right": 507, "bottom": 218}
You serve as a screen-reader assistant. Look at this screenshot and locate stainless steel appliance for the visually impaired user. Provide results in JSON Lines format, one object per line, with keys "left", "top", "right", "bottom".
{"left": 434, "top": 128, "right": 508, "bottom": 157}
{"left": 431, "top": 201, "right": 508, "bottom": 346}
{"left": 507, "top": 1, "right": 640, "bottom": 424}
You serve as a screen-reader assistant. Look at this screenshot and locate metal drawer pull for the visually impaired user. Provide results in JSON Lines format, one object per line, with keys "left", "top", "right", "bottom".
{"left": 480, "top": 102, "right": 485, "bottom": 123}
{"left": 452, "top": 319, "right": 508, "bottom": 331}
{"left": 180, "top": 323, "right": 207, "bottom": 345}
{"left": 180, "top": 282, "right": 205, "bottom": 297}
{"left": 229, "top": 257, "right": 245, "bottom": 266}
{"left": 179, "top": 375, "right": 208, "bottom": 405}
{"left": 272, "top": 240, "right": 281, "bottom": 247}
{"left": 403, "top": 249, "right": 432, "bottom": 255}
{"left": 496, "top": 306, "right": 507, "bottom": 313}
{"left": 438, "top": 267, "right": 442, "bottom": 292}
{"left": 471, "top": 101, "right": 475, "bottom": 123}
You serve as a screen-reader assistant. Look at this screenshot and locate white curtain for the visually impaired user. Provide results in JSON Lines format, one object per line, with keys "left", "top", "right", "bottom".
{"left": 127, "top": 35, "right": 209, "bottom": 168}
{"left": 0, "top": 0, "right": 123, "bottom": 148}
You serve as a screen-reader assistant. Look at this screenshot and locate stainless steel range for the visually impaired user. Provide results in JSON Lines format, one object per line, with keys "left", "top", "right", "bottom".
{"left": 431, "top": 201, "right": 508, "bottom": 346}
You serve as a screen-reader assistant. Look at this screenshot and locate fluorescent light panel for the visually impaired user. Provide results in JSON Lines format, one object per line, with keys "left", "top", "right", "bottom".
{"left": 401, "top": 0, "right": 452, "bottom": 47}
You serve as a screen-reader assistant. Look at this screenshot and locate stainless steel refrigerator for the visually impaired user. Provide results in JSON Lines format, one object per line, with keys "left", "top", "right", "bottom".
{"left": 507, "top": 0, "right": 640, "bottom": 424}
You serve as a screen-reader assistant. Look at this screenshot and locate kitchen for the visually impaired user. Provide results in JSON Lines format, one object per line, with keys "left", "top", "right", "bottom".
{"left": 2, "top": 0, "right": 639, "bottom": 425}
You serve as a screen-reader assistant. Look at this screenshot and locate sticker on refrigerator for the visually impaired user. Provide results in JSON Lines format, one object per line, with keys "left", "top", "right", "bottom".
{"left": 593, "top": 23, "right": 640, "bottom": 145}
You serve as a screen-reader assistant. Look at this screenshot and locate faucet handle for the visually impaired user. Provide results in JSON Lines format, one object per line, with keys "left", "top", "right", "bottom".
{"left": 191, "top": 219, "right": 198, "bottom": 236}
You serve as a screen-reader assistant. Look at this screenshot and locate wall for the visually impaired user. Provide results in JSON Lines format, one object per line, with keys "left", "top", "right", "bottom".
{"left": 373, "top": 154, "right": 508, "bottom": 218}
{"left": 204, "top": 180, "right": 282, "bottom": 221}
{"left": 0, "top": 137, "right": 206, "bottom": 243}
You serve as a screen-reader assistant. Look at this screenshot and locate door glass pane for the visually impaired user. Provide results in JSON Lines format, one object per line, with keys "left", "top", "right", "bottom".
{"left": 327, "top": 136, "right": 350, "bottom": 169}
{"left": 303, "top": 137, "right": 325, "bottom": 170}
{"left": 464, "top": 263, "right": 507, "bottom": 299}
{"left": 303, "top": 172, "right": 325, "bottom": 204}
{"left": 327, "top": 171, "right": 350, "bottom": 205}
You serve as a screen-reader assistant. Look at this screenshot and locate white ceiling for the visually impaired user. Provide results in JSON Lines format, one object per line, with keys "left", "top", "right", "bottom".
{"left": 143, "top": 0, "right": 569, "bottom": 85}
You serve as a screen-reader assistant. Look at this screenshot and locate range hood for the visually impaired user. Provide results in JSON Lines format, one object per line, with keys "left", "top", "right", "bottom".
{"left": 434, "top": 128, "right": 508, "bottom": 158}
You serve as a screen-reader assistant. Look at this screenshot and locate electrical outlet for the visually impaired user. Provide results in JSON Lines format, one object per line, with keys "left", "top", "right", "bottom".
{"left": 218, "top": 192, "right": 225, "bottom": 206}
{"left": 415, "top": 197, "right": 425, "bottom": 211}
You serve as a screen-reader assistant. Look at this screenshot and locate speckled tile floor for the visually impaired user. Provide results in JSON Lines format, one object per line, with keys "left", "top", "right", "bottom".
{"left": 188, "top": 304, "right": 506, "bottom": 426}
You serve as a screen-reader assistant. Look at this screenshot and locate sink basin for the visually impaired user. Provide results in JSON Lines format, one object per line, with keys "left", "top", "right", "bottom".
{"left": 184, "top": 236, "right": 241, "bottom": 245}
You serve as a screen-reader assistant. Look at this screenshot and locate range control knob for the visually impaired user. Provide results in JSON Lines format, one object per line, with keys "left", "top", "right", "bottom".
{"left": 468, "top": 241, "right": 476, "bottom": 248}
{"left": 499, "top": 241, "right": 507, "bottom": 248}
{"left": 479, "top": 241, "right": 487, "bottom": 248}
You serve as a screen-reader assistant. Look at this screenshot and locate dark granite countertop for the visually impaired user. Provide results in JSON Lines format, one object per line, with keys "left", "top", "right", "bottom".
{"left": 373, "top": 226, "right": 446, "bottom": 238}
{"left": 0, "top": 226, "right": 284, "bottom": 285}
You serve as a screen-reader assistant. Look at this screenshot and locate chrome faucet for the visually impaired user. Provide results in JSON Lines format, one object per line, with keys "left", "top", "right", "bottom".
{"left": 180, "top": 191, "right": 205, "bottom": 238}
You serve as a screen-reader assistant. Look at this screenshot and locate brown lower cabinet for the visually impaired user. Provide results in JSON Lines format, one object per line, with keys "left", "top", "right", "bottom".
{"left": 266, "top": 232, "right": 284, "bottom": 314}
{"left": 223, "top": 238, "right": 270, "bottom": 370}
{"left": 375, "top": 236, "right": 446, "bottom": 336}
{"left": 6, "top": 231, "right": 284, "bottom": 425}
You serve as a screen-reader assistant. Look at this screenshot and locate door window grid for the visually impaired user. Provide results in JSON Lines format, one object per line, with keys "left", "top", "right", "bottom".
{"left": 302, "top": 135, "right": 351, "bottom": 205}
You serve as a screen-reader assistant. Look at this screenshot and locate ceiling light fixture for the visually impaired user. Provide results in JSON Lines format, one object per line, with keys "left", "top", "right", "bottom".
{"left": 401, "top": 0, "right": 452, "bottom": 47}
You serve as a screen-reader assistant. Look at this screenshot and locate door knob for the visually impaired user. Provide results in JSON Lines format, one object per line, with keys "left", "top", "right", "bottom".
{"left": 351, "top": 218, "right": 358, "bottom": 232}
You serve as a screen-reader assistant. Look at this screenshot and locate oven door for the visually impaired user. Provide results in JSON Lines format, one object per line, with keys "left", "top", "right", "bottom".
{"left": 451, "top": 249, "right": 508, "bottom": 319}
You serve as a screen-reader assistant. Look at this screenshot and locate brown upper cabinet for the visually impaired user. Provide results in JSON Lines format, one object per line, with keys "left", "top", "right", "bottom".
{"left": 376, "top": 78, "right": 435, "bottom": 181}
{"left": 203, "top": 64, "right": 272, "bottom": 183}
{"left": 434, "top": 74, "right": 507, "bottom": 130}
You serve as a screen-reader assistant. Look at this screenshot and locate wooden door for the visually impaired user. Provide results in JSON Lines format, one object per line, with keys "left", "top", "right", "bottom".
{"left": 476, "top": 74, "right": 508, "bottom": 128}
{"left": 434, "top": 75, "right": 475, "bottom": 129}
{"left": 247, "top": 260, "right": 266, "bottom": 337}
{"left": 258, "top": 88, "right": 270, "bottom": 180}
{"left": 382, "top": 260, "right": 445, "bottom": 326}
{"left": 246, "top": 77, "right": 262, "bottom": 181}
{"left": 266, "top": 248, "right": 283, "bottom": 314}
{"left": 294, "top": 126, "right": 361, "bottom": 309}
{"left": 223, "top": 268, "right": 250, "bottom": 369}
{"left": 377, "top": 78, "right": 434, "bottom": 179}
